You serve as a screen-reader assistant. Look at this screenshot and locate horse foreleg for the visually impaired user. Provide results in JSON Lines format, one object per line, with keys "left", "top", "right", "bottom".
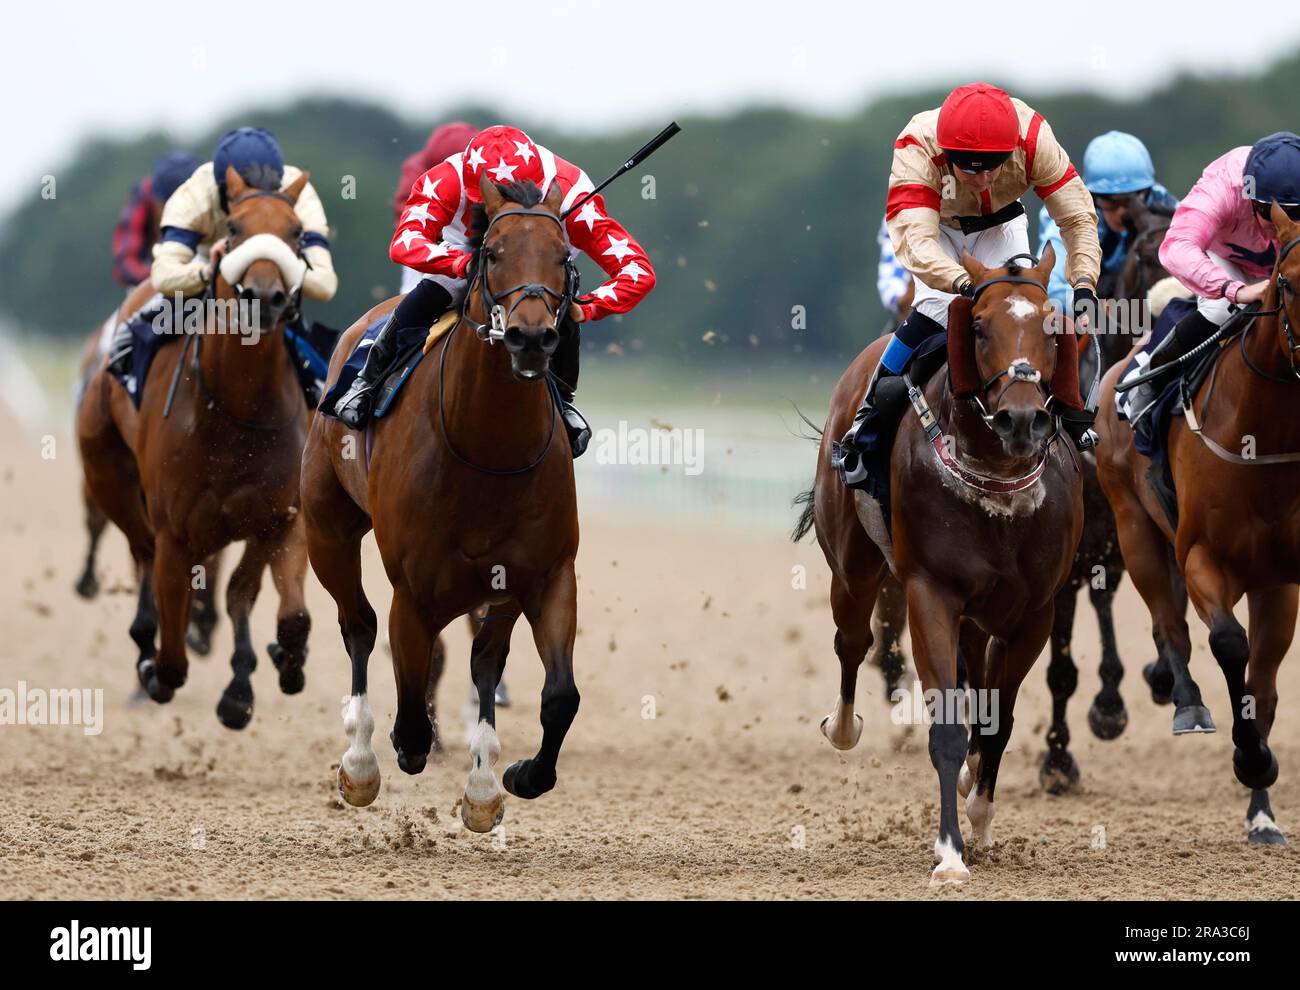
{"left": 186, "top": 551, "right": 222, "bottom": 657}
{"left": 906, "top": 576, "right": 968, "bottom": 885}
{"left": 967, "top": 604, "right": 1052, "bottom": 854}
{"left": 1040, "top": 580, "right": 1080, "bottom": 794}
{"left": 266, "top": 517, "right": 311, "bottom": 696}
{"left": 461, "top": 603, "right": 521, "bottom": 833}
{"left": 1087, "top": 557, "right": 1129, "bottom": 740}
{"left": 216, "top": 539, "right": 273, "bottom": 730}
{"left": 148, "top": 534, "right": 194, "bottom": 703}
{"left": 504, "top": 562, "right": 580, "bottom": 802}
{"left": 1242, "top": 585, "right": 1293, "bottom": 845}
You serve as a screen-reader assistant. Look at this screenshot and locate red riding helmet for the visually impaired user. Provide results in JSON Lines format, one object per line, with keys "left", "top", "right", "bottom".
{"left": 461, "top": 125, "right": 546, "bottom": 202}
{"left": 936, "top": 83, "right": 1019, "bottom": 153}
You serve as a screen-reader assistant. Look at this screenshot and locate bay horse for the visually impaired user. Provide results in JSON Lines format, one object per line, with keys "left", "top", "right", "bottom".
{"left": 1095, "top": 203, "right": 1300, "bottom": 845}
{"left": 302, "top": 175, "right": 580, "bottom": 832}
{"left": 73, "top": 284, "right": 223, "bottom": 656}
{"left": 795, "top": 247, "right": 1084, "bottom": 883}
{"left": 77, "top": 166, "right": 313, "bottom": 727}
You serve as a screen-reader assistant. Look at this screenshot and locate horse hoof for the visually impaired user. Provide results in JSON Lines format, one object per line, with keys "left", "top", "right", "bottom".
{"left": 216, "top": 685, "right": 253, "bottom": 730}
{"left": 461, "top": 771, "right": 506, "bottom": 834}
{"left": 502, "top": 759, "right": 555, "bottom": 800}
{"left": 267, "top": 642, "right": 306, "bottom": 695}
{"left": 1172, "top": 705, "right": 1216, "bottom": 735}
{"left": 137, "top": 659, "right": 175, "bottom": 704}
{"left": 337, "top": 759, "right": 380, "bottom": 808}
{"left": 1233, "top": 748, "right": 1279, "bottom": 791}
{"left": 1038, "top": 752, "right": 1080, "bottom": 795}
{"left": 1087, "top": 699, "right": 1128, "bottom": 741}
{"left": 1246, "top": 813, "right": 1287, "bottom": 846}
{"left": 819, "top": 712, "right": 863, "bottom": 751}
{"left": 186, "top": 623, "right": 212, "bottom": 657}
{"left": 74, "top": 571, "right": 99, "bottom": 600}
{"left": 1143, "top": 660, "right": 1173, "bottom": 706}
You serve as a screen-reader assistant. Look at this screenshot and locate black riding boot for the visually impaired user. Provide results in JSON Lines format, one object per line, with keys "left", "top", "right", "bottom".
{"left": 551, "top": 320, "right": 591, "bottom": 457}
{"left": 1127, "top": 309, "right": 1219, "bottom": 419}
{"left": 333, "top": 280, "right": 452, "bottom": 428}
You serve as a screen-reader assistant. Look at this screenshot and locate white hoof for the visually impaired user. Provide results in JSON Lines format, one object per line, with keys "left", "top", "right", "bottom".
{"left": 820, "top": 700, "right": 863, "bottom": 750}
{"left": 339, "top": 694, "right": 380, "bottom": 807}
{"left": 930, "top": 836, "right": 970, "bottom": 886}
{"left": 462, "top": 719, "right": 505, "bottom": 833}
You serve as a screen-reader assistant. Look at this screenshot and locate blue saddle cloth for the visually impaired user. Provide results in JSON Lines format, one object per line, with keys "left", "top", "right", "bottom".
{"left": 318, "top": 317, "right": 432, "bottom": 421}
{"left": 1116, "top": 297, "right": 1197, "bottom": 466}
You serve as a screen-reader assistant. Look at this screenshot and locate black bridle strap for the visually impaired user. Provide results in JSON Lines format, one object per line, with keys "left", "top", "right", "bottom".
{"left": 461, "top": 207, "right": 574, "bottom": 337}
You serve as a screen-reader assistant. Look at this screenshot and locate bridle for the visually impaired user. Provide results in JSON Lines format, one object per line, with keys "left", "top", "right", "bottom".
{"left": 460, "top": 206, "right": 579, "bottom": 344}
{"left": 965, "top": 255, "right": 1055, "bottom": 427}
{"left": 438, "top": 204, "right": 577, "bottom": 476}
{"left": 1240, "top": 233, "right": 1300, "bottom": 383}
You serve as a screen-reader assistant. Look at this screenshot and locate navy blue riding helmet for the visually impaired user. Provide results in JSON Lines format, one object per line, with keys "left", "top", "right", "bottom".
{"left": 149, "top": 151, "right": 201, "bottom": 205}
{"left": 213, "top": 127, "right": 284, "bottom": 211}
{"left": 1245, "top": 131, "right": 1300, "bottom": 216}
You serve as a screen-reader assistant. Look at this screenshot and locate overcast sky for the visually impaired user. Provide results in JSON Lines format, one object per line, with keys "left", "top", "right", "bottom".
{"left": 4, "top": 0, "right": 1300, "bottom": 214}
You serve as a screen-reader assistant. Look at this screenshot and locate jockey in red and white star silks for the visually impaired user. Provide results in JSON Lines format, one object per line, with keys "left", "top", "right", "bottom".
{"left": 331, "top": 124, "right": 657, "bottom": 430}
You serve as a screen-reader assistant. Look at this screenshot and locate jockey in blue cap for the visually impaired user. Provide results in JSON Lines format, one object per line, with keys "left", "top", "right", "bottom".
{"left": 1037, "top": 131, "right": 1179, "bottom": 312}
{"left": 107, "top": 127, "right": 337, "bottom": 403}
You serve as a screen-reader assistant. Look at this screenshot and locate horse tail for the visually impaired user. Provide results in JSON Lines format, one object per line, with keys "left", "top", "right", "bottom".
{"left": 790, "top": 403, "right": 822, "bottom": 543}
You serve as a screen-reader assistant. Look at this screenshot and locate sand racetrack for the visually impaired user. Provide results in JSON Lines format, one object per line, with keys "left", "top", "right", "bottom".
{"left": 0, "top": 410, "right": 1296, "bottom": 901}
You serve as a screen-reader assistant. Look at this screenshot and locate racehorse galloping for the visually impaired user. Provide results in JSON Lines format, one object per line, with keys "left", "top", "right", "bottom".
{"left": 1039, "top": 201, "right": 1179, "bottom": 792}
{"left": 796, "top": 248, "right": 1084, "bottom": 883}
{"left": 1096, "top": 203, "right": 1300, "bottom": 845}
{"left": 78, "top": 167, "right": 313, "bottom": 727}
{"left": 73, "top": 282, "right": 224, "bottom": 656}
{"left": 302, "top": 176, "right": 581, "bottom": 831}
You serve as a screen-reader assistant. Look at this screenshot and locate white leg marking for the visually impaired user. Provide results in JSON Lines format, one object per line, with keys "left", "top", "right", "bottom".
{"left": 1246, "top": 809, "right": 1286, "bottom": 843}
{"left": 957, "top": 751, "right": 979, "bottom": 798}
{"left": 338, "top": 693, "right": 380, "bottom": 807}
{"left": 820, "top": 697, "right": 864, "bottom": 750}
{"left": 966, "top": 787, "right": 995, "bottom": 850}
{"left": 930, "top": 835, "right": 970, "bottom": 886}
{"left": 462, "top": 718, "right": 505, "bottom": 833}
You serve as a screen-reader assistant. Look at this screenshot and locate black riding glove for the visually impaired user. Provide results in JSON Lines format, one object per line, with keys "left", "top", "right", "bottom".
{"left": 1072, "top": 285, "right": 1098, "bottom": 331}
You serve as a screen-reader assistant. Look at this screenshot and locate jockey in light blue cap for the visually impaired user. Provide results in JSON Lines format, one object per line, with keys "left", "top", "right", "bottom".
{"left": 1038, "top": 130, "right": 1179, "bottom": 311}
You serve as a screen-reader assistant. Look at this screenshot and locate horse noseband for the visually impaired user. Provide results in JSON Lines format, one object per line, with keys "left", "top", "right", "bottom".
{"left": 985, "top": 358, "right": 1042, "bottom": 392}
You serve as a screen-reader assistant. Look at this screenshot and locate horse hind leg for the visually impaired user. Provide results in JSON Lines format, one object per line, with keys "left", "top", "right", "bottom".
{"left": 265, "top": 518, "right": 311, "bottom": 696}
{"left": 503, "top": 563, "right": 580, "bottom": 802}
{"left": 1086, "top": 556, "right": 1129, "bottom": 740}
{"left": 215, "top": 539, "right": 274, "bottom": 729}
{"left": 1143, "top": 545, "right": 1186, "bottom": 705}
{"left": 821, "top": 565, "right": 885, "bottom": 750}
{"left": 867, "top": 571, "right": 907, "bottom": 700}
{"left": 185, "top": 552, "right": 222, "bottom": 656}
{"left": 75, "top": 483, "right": 109, "bottom": 599}
{"left": 388, "top": 586, "right": 440, "bottom": 777}
{"left": 1040, "top": 578, "right": 1081, "bottom": 794}
{"left": 1241, "top": 586, "right": 1291, "bottom": 845}
{"left": 461, "top": 603, "right": 521, "bottom": 833}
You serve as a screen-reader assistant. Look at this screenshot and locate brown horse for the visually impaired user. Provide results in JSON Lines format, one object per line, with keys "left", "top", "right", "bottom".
{"left": 78, "top": 167, "right": 313, "bottom": 727}
{"left": 73, "top": 283, "right": 223, "bottom": 656}
{"left": 1096, "top": 203, "right": 1300, "bottom": 845}
{"left": 796, "top": 247, "right": 1084, "bottom": 883}
{"left": 302, "top": 175, "right": 580, "bottom": 831}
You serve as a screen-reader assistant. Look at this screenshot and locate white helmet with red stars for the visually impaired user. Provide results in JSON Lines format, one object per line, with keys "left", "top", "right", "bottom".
{"left": 461, "top": 125, "right": 545, "bottom": 202}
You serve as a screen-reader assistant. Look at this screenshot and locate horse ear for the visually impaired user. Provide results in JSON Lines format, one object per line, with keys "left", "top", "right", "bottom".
{"left": 543, "top": 179, "right": 563, "bottom": 215}
{"left": 960, "top": 250, "right": 988, "bottom": 285}
{"left": 1270, "top": 201, "right": 1298, "bottom": 238}
{"left": 480, "top": 173, "right": 504, "bottom": 214}
{"left": 283, "top": 170, "right": 310, "bottom": 204}
{"left": 225, "top": 165, "right": 248, "bottom": 201}
{"left": 1035, "top": 242, "right": 1057, "bottom": 283}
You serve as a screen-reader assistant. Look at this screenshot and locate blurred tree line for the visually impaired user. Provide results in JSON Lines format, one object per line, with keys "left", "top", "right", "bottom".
{"left": 2, "top": 49, "right": 1298, "bottom": 368}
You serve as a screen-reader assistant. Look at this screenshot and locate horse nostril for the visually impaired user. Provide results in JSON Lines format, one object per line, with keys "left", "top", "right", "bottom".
{"left": 268, "top": 290, "right": 287, "bottom": 311}
{"left": 503, "top": 326, "right": 526, "bottom": 352}
{"left": 991, "top": 410, "right": 1015, "bottom": 437}
{"left": 1031, "top": 409, "right": 1052, "bottom": 439}
{"left": 540, "top": 328, "right": 559, "bottom": 354}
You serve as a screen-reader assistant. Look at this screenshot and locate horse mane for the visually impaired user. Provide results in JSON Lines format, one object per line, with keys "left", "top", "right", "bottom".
{"left": 467, "top": 180, "right": 547, "bottom": 251}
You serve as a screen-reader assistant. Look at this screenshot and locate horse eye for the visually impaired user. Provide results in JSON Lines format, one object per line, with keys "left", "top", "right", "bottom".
{"left": 228, "top": 221, "right": 241, "bottom": 237}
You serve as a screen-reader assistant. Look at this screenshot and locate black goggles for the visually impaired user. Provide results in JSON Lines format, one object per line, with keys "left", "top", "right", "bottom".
{"left": 1253, "top": 200, "right": 1300, "bottom": 222}
{"left": 944, "top": 149, "right": 1012, "bottom": 174}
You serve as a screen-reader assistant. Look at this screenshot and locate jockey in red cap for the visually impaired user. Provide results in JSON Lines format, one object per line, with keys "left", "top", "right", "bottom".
{"left": 834, "top": 83, "right": 1103, "bottom": 489}
{"left": 332, "top": 124, "right": 657, "bottom": 431}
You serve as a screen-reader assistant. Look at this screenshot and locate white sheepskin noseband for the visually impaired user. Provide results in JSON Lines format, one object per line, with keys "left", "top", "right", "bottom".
{"left": 219, "top": 233, "right": 307, "bottom": 293}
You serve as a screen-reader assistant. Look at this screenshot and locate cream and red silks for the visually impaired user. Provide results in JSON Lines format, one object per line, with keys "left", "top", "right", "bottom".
{"left": 389, "top": 127, "right": 656, "bottom": 323}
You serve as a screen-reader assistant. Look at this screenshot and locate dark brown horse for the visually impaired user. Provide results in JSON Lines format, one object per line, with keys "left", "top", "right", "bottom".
{"left": 73, "top": 282, "right": 223, "bottom": 656}
{"left": 795, "top": 247, "right": 1083, "bottom": 883}
{"left": 1038, "top": 201, "right": 1180, "bottom": 792}
{"left": 78, "top": 167, "right": 313, "bottom": 727}
{"left": 303, "top": 175, "right": 581, "bottom": 831}
{"left": 1096, "top": 203, "right": 1300, "bottom": 845}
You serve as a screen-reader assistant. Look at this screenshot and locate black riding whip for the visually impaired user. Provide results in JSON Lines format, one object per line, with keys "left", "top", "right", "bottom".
{"left": 561, "top": 122, "right": 682, "bottom": 221}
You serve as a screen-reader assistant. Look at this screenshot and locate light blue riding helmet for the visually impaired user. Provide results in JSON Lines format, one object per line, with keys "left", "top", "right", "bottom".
{"left": 1083, "top": 131, "right": 1156, "bottom": 196}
